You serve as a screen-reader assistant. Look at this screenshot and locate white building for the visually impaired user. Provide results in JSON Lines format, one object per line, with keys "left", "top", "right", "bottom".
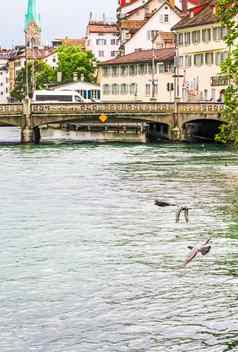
{"left": 99, "top": 47, "right": 175, "bottom": 102}
{"left": 118, "top": 0, "right": 184, "bottom": 52}
{"left": 86, "top": 21, "right": 120, "bottom": 61}
{"left": 124, "top": 1, "right": 181, "bottom": 54}
{"left": 0, "top": 51, "right": 13, "bottom": 103}
{"left": 172, "top": 0, "right": 228, "bottom": 102}
{"left": 53, "top": 81, "right": 101, "bottom": 101}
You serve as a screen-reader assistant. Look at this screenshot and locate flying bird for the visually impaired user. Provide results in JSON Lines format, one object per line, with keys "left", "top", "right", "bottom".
{"left": 154, "top": 201, "right": 191, "bottom": 223}
{"left": 184, "top": 239, "right": 211, "bottom": 266}
{"left": 176, "top": 206, "right": 190, "bottom": 223}
{"left": 154, "top": 200, "right": 176, "bottom": 207}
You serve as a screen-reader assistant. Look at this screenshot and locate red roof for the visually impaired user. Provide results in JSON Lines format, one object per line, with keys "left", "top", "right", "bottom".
{"left": 88, "top": 21, "right": 118, "bottom": 34}
{"left": 100, "top": 48, "right": 175, "bottom": 65}
{"left": 119, "top": 0, "right": 139, "bottom": 8}
{"left": 172, "top": 0, "right": 217, "bottom": 30}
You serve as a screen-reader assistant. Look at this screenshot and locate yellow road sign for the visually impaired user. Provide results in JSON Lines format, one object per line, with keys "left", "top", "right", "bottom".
{"left": 99, "top": 114, "right": 109, "bottom": 123}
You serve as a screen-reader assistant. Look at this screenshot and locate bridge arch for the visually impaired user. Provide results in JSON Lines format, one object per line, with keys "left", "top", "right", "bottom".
{"left": 182, "top": 118, "right": 223, "bottom": 142}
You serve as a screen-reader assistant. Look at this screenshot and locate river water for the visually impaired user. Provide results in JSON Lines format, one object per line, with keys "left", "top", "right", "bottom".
{"left": 0, "top": 128, "right": 238, "bottom": 352}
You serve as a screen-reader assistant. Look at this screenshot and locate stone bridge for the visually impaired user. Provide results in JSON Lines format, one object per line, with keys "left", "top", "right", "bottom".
{"left": 0, "top": 100, "right": 224, "bottom": 143}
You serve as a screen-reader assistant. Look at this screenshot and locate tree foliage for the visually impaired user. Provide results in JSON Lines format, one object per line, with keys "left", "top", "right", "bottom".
{"left": 57, "top": 45, "right": 97, "bottom": 83}
{"left": 10, "top": 45, "right": 97, "bottom": 102}
{"left": 11, "top": 60, "right": 57, "bottom": 102}
{"left": 215, "top": 0, "right": 238, "bottom": 143}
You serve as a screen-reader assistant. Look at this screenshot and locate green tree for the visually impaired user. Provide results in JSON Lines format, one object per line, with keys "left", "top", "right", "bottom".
{"left": 57, "top": 45, "right": 97, "bottom": 83}
{"left": 216, "top": 0, "right": 238, "bottom": 144}
{"left": 11, "top": 60, "right": 57, "bottom": 102}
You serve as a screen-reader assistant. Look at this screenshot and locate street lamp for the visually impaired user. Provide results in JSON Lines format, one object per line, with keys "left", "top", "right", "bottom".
{"left": 25, "top": 33, "right": 30, "bottom": 99}
{"left": 148, "top": 30, "right": 159, "bottom": 101}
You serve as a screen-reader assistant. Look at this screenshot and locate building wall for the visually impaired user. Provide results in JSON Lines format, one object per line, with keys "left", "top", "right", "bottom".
{"left": 86, "top": 32, "right": 120, "bottom": 61}
{"left": 0, "top": 66, "right": 9, "bottom": 103}
{"left": 174, "top": 23, "right": 228, "bottom": 102}
{"left": 125, "top": 4, "right": 180, "bottom": 54}
{"left": 100, "top": 61, "right": 174, "bottom": 102}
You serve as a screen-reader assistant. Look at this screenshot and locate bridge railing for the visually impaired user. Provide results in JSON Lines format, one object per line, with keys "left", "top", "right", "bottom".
{"left": 0, "top": 104, "right": 23, "bottom": 116}
{"left": 0, "top": 102, "right": 224, "bottom": 116}
{"left": 31, "top": 102, "right": 224, "bottom": 115}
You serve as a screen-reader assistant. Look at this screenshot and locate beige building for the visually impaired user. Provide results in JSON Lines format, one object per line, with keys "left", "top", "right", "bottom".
{"left": 172, "top": 0, "right": 228, "bottom": 102}
{"left": 99, "top": 47, "right": 175, "bottom": 102}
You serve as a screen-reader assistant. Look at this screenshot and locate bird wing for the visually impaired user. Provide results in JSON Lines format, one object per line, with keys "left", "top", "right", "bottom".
{"left": 200, "top": 245, "right": 211, "bottom": 256}
{"left": 184, "top": 248, "right": 198, "bottom": 266}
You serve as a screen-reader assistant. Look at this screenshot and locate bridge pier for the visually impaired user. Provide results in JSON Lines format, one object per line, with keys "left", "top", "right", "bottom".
{"left": 21, "top": 127, "right": 33, "bottom": 144}
{"left": 21, "top": 97, "right": 32, "bottom": 144}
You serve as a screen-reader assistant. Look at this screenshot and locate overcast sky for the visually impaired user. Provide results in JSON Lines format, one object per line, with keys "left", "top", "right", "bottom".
{"left": 0, "top": 0, "right": 117, "bottom": 48}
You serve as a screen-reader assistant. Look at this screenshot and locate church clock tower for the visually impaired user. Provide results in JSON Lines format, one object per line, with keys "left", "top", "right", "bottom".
{"left": 25, "top": 0, "right": 41, "bottom": 48}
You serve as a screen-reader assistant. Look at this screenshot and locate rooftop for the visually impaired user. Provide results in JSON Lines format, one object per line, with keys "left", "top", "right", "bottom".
{"left": 172, "top": 0, "right": 217, "bottom": 30}
{"left": 15, "top": 47, "right": 56, "bottom": 60}
{"left": 100, "top": 47, "right": 175, "bottom": 65}
{"left": 87, "top": 21, "right": 119, "bottom": 34}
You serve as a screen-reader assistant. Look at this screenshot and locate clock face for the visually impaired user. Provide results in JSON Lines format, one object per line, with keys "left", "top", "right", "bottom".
{"left": 29, "top": 22, "right": 40, "bottom": 35}
{"left": 26, "top": 22, "right": 41, "bottom": 47}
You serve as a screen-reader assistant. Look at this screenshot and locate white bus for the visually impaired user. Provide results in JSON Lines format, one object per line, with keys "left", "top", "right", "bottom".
{"left": 32, "top": 90, "right": 84, "bottom": 103}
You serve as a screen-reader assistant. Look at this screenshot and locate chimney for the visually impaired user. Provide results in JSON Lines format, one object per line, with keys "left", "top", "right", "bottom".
{"left": 182, "top": 0, "right": 188, "bottom": 13}
{"left": 169, "top": 0, "right": 175, "bottom": 7}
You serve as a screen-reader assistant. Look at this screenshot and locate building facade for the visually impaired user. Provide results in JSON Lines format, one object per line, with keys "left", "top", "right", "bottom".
{"left": 0, "top": 53, "right": 10, "bottom": 104}
{"left": 86, "top": 21, "right": 120, "bottom": 61}
{"left": 124, "top": 1, "right": 181, "bottom": 54}
{"left": 99, "top": 48, "right": 175, "bottom": 102}
{"left": 172, "top": 0, "right": 228, "bottom": 102}
{"left": 118, "top": 0, "right": 183, "bottom": 53}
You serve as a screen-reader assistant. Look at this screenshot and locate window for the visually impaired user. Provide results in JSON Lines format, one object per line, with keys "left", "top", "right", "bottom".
{"left": 99, "top": 50, "right": 104, "bottom": 57}
{"left": 184, "top": 32, "right": 191, "bottom": 45}
{"left": 203, "top": 89, "right": 208, "bottom": 100}
{"left": 211, "top": 88, "right": 216, "bottom": 100}
{"left": 213, "top": 27, "right": 227, "bottom": 41}
{"left": 103, "top": 84, "right": 110, "bottom": 95}
{"left": 103, "top": 66, "right": 111, "bottom": 77}
{"left": 202, "top": 29, "right": 211, "bottom": 42}
{"left": 138, "top": 64, "right": 145, "bottom": 74}
{"left": 129, "top": 65, "right": 137, "bottom": 76}
{"left": 215, "top": 51, "right": 228, "bottom": 65}
{"left": 111, "top": 51, "right": 117, "bottom": 57}
{"left": 120, "top": 65, "right": 128, "bottom": 76}
{"left": 111, "top": 39, "right": 116, "bottom": 45}
{"left": 192, "top": 30, "right": 200, "bottom": 44}
{"left": 112, "top": 66, "right": 119, "bottom": 76}
{"left": 148, "top": 63, "right": 152, "bottom": 74}
{"left": 96, "top": 39, "right": 106, "bottom": 45}
{"left": 145, "top": 84, "right": 151, "bottom": 96}
{"left": 179, "top": 56, "right": 184, "bottom": 67}
{"left": 205, "top": 52, "right": 214, "bottom": 65}
{"left": 130, "top": 83, "right": 137, "bottom": 95}
{"left": 167, "top": 82, "right": 174, "bottom": 91}
{"left": 164, "top": 14, "right": 169, "bottom": 23}
{"left": 178, "top": 33, "right": 183, "bottom": 46}
{"left": 120, "top": 84, "right": 128, "bottom": 95}
{"left": 194, "top": 54, "right": 204, "bottom": 66}
{"left": 112, "top": 84, "right": 119, "bottom": 95}
{"left": 158, "top": 63, "right": 165, "bottom": 73}
{"left": 185, "top": 55, "right": 192, "bottom": 67}
{"left": 154, "top": 84, "right": 158, "bottom": 95}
